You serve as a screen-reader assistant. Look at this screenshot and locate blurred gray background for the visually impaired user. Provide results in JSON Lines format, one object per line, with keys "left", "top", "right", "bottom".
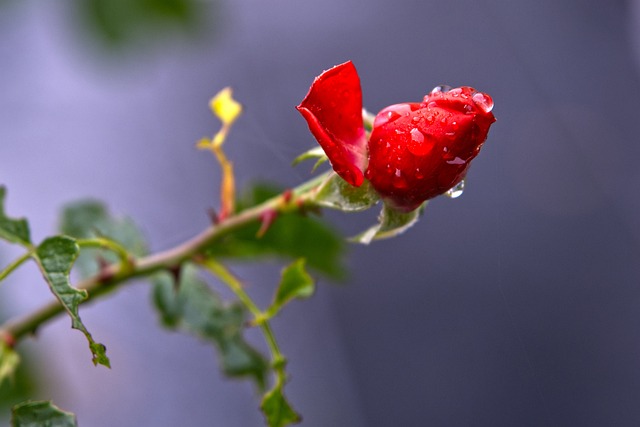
{"left": 1, "top": 0, "right": 640, "bottom": 426}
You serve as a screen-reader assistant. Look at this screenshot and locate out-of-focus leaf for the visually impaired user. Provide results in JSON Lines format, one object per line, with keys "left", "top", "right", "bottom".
{"left": 72, "top": 0, "right": 208, "bottom": 49}
{"left": 0, "top": 342, "right": 19, "bottom": 386}
{"left": 35, "top": 236, "right": 110, "bottom": 368}
{"left": 261, "top": 383, "right": 300, "bottom": 427}
{"left": 59, "top": 200, "right": 147, "bottom": 277}
{"left": 351, "top": 202, "right": 424, "bottom": 244}
{"left": 0, "top": 187, "right": 31, "bottom": 246}
{"left": 313, "top": 173, "right": 379, "bottom": 212}
{"left": 210, "top": 87, "right": 242, "bottom": 129}
{"left": 266, "top": 259, "right": 314, "bottom": 319}
{"left": 152, "top": 266, "right": 268, "bottom": 389}
{"left": 11, "top": 401, "right": 76, "bottom": 427}
{"left": 206, "top": 184, "right": 346, "bottom": 280}
{"left": 0, "top": 344, "right": 37, "bottom": 414}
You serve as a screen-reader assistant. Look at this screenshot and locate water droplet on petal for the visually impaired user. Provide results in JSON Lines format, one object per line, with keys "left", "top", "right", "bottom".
{"left": 472, "top": 92, "right": 494, "bottom": 113}
{"left": 431, "top": 85, "right": 452, "bottom": 94}
{"left": 392, "top": 170, "right": 408, "bottom": 189}
{"left": 410, "top": 128, "right": 424, "bottom": 143}
{"left": 408, "top": 128, "right": 432, "bottom": 156}
{"left": 445, "top": 180, "right": 465, "bottom": 198}
{"left": 446, "top": 156, "right": 466, "bottom": 165}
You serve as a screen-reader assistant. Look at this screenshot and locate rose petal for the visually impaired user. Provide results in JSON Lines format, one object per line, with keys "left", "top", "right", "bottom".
{"left": 296, "top": 61, "right": 367, "bottom": 187}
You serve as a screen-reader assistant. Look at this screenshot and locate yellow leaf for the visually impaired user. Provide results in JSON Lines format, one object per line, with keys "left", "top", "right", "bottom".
{"left": 210, "top": 87, "right": 242, "bottom": 126}
{"left": 196, "top": 137, "right": 212, "bottom": 149}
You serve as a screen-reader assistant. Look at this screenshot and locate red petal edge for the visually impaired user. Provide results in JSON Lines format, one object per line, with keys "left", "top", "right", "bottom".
{"left": 296, "top": 61, "right": 367, "bottom": 187}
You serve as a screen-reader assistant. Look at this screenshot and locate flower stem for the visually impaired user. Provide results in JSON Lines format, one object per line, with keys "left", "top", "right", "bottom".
{"left": 199, "top": 259, "right": 286, "bottom": 381}
{"left": 0, "top": 170, "right": 331, "bottom": 345}
{"left": 0, "top": 251, "right": 33, "bottom": 284}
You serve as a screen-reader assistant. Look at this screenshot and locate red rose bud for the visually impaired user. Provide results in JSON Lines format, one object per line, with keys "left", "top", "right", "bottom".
{"left": 365, "top": 86, "right": 495, "bottom": 211}
{"left": 297, "top": 63, "right": 496, "bottom": 212}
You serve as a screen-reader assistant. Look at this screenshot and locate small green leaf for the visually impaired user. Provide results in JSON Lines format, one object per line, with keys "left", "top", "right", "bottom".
{"left": 152, "top": 266, "right": 268, "bottom": 389}
{"left": 351, "top": 202, "right": 425, "bottom": 244}
{"left": 292, "top": 146, "right": 328, "bottom": 172}
{"left": 59, "top": 200, "right": 147, "bottom": 277}
{"left": 0, "top": 186, "right": 31, "bottom": 246}
{"left": 261, "top": 383, "right": 301, "bottom": 427}
{"left": 313, "top": 173, "right": 379, "bottom": 212}
{"left": 11, "top": 400, "right": 77, "bottom": 427}
{"left": 0, "top": 341, "right": 20, "bottom": 386}
{"left": 207, "top": 184, "right": 346, "bottom": 279}
{"left": 267, "top": 259, "right": 314, "bottom": 318}
{"left": 35, "top": 236, "right": 110, "bottom": 368}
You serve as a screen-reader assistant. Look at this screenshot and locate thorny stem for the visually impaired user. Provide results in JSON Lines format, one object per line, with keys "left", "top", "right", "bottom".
{"left": 0, "top": 170, "right": 332, "bottom": 345}
{"left": 76, "top": 237, "right": 135, "bottom": 275}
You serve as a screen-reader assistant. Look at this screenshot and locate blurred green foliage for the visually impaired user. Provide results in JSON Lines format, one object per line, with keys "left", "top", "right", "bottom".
{"left": 0, "top": 0, "right": 219, "bottom": 51}
{"left": 72, "top": 0, "right": 215, "bottom": 49}
{"left": 206, "top": 184, "right": 347, "bottom": 280}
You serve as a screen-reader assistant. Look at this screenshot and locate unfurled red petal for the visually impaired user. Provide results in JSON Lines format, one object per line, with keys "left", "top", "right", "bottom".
{"left": 366, "top": 86, "right": 496, "bottom": 212}
{"left": 296, "top": 61, "right": 367, "bottom": 187}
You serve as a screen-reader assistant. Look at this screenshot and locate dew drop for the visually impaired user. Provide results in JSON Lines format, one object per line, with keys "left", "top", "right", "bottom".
{"left": 445, "top": 180, "right": 465, "bottom": 198}
{"left": 410, "top": 128, "right": 424, "bottom": 143}
{"left": 408, "top": 129, "right": 432, "bottom": 156}
{"left": 446, "top": 156, "right": 466, "bottom": 165}
{"left": 472, "top": 92, "right": 494, "bottom": 113}
{"left": 431, "top": 85, "right": 452, "bottom": 94}
{"left": 392, "top": 170, "right": 408, "bottom": 189}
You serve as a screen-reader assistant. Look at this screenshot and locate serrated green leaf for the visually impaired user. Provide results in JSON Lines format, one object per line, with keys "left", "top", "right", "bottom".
{"left": 59, "top": 200, "right": 147, "bottom": 277}
{"left": 266, "top": 259, "right": 314, "bottom": 319}
{"left": 207, "top": 184, "right": 346, "bottom": 279}
{"left": 261, "top": 384, "right": 301, "bottom": 427}
{"left": 351, "top": 202, "right": 425, "bottom": 244}
{"left": 0, "top": 187, "right": 31, "bottom": 246}
{"left": 0, "top": 341, "right": 19, "bottom": 386}
{"left": 35, "top": 236, "right": 110, "bottom": 368}
{"left": 11, "top": 401, "right": 76, "bottom": 427}
{"left": 313, "top": 173, "right": 379, "bottom": 212}
{"left": 152, "top": 267, "right": 268, "bottom": 389}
